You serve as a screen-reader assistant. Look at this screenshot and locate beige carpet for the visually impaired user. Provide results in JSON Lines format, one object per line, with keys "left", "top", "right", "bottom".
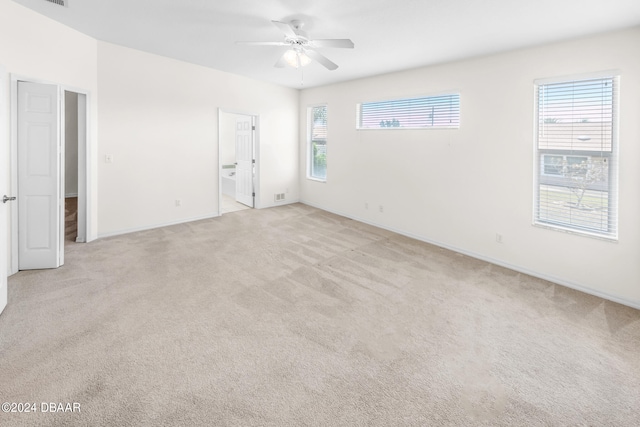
{"left": 1, "top": 203, "right": 639, "bottom": 426}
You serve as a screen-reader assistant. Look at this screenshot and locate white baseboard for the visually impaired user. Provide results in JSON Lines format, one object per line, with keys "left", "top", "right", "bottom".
{"left": 258, "top": 198, "right": 300, "bottom": 210}
{"left": 300, "top": 199, "right": 640, "bottom": 310}
{"left": 97, "top": 212, "right": 220, "bottom": 239}
{"left": 97, "top": 198, "right": 300, "bottom": 240}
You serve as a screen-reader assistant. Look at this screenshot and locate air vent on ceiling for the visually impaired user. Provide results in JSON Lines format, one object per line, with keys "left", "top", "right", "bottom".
{"left": 44, "top": 0, "right": 66, "bottom": 6}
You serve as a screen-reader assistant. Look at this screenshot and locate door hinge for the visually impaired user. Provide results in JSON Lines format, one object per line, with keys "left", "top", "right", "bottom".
{"left": 252, "top": 159, "right": 255, "bottom": 164}
{"left": 252, "top": 126, "right": 255, "bottom": 131}
{"left": 252, "top": 192, "right": 255, "bottom": 197}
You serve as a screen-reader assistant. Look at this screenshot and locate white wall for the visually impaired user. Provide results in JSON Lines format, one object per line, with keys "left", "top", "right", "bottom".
{"left": 97, "top": 42, "right": 299, "bottom": 236}
{"left": 1, "top": 0, "right": 299, "bottom": 253}
{"left": 0, "top": 0, "right": 99, "bottom": 269}
{"left": 65, "top": 91, "right": 79, "bottom": 197}
{"left": 299, "top": 27, "right": 640, "bottom": 308}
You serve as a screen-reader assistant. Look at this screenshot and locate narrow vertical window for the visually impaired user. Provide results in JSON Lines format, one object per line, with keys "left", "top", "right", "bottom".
{"left": 308, "top": 105, "right": 327, "bottom": 181}
{"left": 534, "top": 75, "right": 618, "bottom": 239}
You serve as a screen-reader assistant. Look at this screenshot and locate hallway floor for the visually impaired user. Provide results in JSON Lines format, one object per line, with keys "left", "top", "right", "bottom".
{"left": 65, "top": 197, "right": 77, "bottom": 243}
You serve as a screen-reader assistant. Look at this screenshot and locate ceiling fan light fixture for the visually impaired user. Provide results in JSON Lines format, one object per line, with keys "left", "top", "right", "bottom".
{"left": 284, "top": 49, "right": 311, "bottom": 68}
{"left": 238, "top": 20, "right": 353, "bottom": 72}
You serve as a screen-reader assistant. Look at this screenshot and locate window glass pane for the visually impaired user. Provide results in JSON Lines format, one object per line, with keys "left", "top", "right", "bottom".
{"left": 538, "top": 154, "right": 611, "bottom": 232}
{"left": 566, "top": 156, "right": 589, "bottom": 176}
{"left": 542, "top": 155, "right": 563, "bottom": 175}
{"left": 357, "top": 94, "right": 460, "bottom": 129}
{"left": 310, "top": 105, "right": 327, "bottom": 180}
{"left": 537, "top": 78, "right": 613, "bottom": 152}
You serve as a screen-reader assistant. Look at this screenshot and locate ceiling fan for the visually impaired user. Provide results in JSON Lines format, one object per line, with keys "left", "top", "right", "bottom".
{"left": 236, "top": 20, "right": 354, "bottom": 71}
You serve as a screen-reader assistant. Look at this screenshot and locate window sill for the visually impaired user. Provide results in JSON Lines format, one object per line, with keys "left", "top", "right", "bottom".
{"left": 307, "top": 177, "right": 326, "bottom": 183}
{"left": 532, "top": 222, "right": 618, "bottom": 243}
{"left": 355, "top": 126, "right": 459, "bottom": 131}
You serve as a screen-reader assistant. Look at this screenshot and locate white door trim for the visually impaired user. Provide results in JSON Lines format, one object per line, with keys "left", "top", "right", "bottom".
{"left": 9, "top": 75, "right": 93, "bottom": 274}
{"left": 217, "top": 109, "right": 261, "bottom": 215}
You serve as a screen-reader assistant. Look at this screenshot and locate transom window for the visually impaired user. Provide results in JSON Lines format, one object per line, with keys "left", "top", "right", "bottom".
{"left": 356, "top": 93, "right": 460, "bottom": 129}
{"left": 534, "top": 75, "right": 618, "bottom": 239}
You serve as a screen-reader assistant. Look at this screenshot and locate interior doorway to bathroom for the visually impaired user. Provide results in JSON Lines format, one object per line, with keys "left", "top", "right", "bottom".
{"left": 218, "top": 110, "right": 259, "bottom": 215}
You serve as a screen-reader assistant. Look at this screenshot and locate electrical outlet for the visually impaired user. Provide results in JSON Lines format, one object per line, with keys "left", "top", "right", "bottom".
{"left": 175, "top": 199, "right": 182, "bottom": 207}
{"left": 379, "top": 205, "right": 384, "bottom": 213}
{"left": 365, "top": 202, "right": 369, "bottom": 210}
{"left": 496, "top": 233, "right": 503, "bottom": 243}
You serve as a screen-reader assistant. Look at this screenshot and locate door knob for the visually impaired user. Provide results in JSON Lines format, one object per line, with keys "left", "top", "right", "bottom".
{"left": 2, "top": 195, "right": 16, "bottom": 203}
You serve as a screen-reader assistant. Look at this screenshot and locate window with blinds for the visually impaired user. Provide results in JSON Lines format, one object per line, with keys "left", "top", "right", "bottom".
{"left": 534, "top": 75, "right": 618, "bottom": 239}
{"left": 357, "top": 93, "right": 460, "bottom": 129}
{"left": 308, "top": 105, "right": 327, "bottom": 181}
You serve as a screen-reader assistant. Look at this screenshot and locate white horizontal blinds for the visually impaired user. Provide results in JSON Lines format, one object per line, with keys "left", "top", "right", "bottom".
{"left": 358, "top": 94, "right": 460, "bottom": 129}
{"left": 535, "top": 76, "right": 618, "bottom": 238}
{"left": 538, "top": 78, "right": 613, "bottom": 151}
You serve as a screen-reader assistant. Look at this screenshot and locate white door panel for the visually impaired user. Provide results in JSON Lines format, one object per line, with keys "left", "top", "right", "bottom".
{"left": 18, "top": 81, "right": 62, "bottom": 270}
{"left": 0, "top": 67, "right": 7, "bottom": 315}
{"left": 235, "top": 117, "right": 254, "bottom": 208}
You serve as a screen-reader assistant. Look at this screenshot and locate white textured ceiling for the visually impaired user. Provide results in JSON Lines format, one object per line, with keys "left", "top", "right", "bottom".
{"left": 11, "top": 0, "right": 640, "bottom": 89}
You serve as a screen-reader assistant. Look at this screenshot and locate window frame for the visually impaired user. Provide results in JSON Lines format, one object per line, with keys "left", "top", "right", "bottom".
{"left": 307, "top": 104, "right": 328, "bottom": 182}
{"left": 356, "top": 92, "right": 461, "bottom": 130}
{"left": 533, "top": 72, "right": 619, "bottom": 240}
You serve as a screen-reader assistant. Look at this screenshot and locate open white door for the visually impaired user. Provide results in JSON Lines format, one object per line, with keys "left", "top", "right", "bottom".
{"left": 235, "top": 116, "right": 254, "bottom": 207}
{"left": 17, "top": 81, "right": 63, "bottom": 270}
{"left": 0, "top": 66, "right": 8, "bottom": 315}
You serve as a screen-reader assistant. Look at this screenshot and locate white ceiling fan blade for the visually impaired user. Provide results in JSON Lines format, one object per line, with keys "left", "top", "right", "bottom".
{"left": 271, "top": 20, "right": 297, "bottom": 38}
{"left": 311, "top": 39, "right": 354, "bottom": 49}
{"left": 236, "top": 41, "right": 289, "bottom": 46}
{"left": 274, "top": 52, "right": 288, "bottom": 68}
{"left": 305, "top": 49, "right": 339, "bottom": 71}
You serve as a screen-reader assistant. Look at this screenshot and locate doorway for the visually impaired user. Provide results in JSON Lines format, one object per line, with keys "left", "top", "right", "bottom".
{"left": 63, "top": 91, "right": 81, "bottom": 244}
{"left": 218, "top": 110, "right": 259, "bottom": 215}
{"left": 10, "top": 78, "right": 90, "bottom": 273}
